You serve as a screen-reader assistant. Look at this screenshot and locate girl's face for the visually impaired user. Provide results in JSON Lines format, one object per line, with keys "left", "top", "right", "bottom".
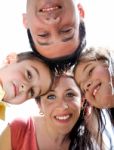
{"left": 0, "top": 59, "right": 52, "bottom": 104}
{"left": 39, "top": 76, "right": 82, "bottom": 135}
{"left": 74, "top": 60, "right": 114, "bottom": 108}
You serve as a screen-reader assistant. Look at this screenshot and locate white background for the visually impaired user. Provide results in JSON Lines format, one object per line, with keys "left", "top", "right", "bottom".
{"left": 0, "top": 0, "right": 114, "bottom": 120}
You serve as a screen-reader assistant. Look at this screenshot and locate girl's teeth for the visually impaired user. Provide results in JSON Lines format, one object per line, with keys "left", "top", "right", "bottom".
{"left": 56, "top": 115, "right": 70, "bottom": 120}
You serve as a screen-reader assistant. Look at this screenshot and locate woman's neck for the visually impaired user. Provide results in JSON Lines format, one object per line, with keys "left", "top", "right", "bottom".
{"left": 33, "top": 116, "right": 70, "bottom": 150}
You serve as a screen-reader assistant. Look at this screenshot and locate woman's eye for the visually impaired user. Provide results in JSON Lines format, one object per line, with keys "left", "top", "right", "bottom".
{"left": 66, "top": 92, "right": 75, "bottom": 98}
{"left": 47, "top": 94, "right": 56, "bottom": 100}
{"left": 27, "top": 70, "right": 32, "bottom": 80}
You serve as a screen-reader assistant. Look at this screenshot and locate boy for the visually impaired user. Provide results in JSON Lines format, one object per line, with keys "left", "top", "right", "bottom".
{"left": 0, "top": 51, "right": 53, "bottom": 120}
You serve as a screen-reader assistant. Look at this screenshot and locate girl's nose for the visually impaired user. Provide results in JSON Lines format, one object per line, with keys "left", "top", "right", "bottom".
{"left": 84, "top": 81, "right": 92, "bottom": 92}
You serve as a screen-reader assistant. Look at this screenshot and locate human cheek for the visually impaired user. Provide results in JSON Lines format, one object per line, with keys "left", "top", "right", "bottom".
{"left": 69, "top": 100, "right": 81, "bottom": 111}
{"left": 95, "top": 66, "right": 110, "bottom": 80}
{"left": 84, "top": 92, "right": 95, "bottom": 106}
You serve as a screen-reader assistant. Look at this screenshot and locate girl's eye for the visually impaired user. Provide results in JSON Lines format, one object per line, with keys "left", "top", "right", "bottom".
{"left": 47, "top": 94, "right": 56, "bottom": 100}
{"left": 89, "top": 68, "right": 94, "bottom": 76}
{"left": 27, "top": 70, "right": 32, "bottom": 80}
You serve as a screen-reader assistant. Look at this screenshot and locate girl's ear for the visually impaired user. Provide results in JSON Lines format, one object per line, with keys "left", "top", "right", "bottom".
{"left": 4, "top": 52, "right": 17, "bottom": 65}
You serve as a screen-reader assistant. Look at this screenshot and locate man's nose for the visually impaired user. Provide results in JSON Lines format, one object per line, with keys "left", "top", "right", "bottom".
{"left": 43, "top": 15, "right": 60, "bottom": 25}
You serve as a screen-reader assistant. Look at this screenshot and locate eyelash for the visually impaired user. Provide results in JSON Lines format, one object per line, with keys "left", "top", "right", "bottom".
{"left": 66, "top": 92, "right": 75, "bottom": 97}
{"left": 88, "top": 68, "right": 94, "bottom": 76}
{"left": 27, "top": 70, "right": 32, "bottom": 80}
{"left": 61, "top": 28, "right": 72, "bottom": 33}
{"left": 47, "top": 94, "right": 56, "bottom": 100}
{"left": 38, "top": 33, "right": 49, "bottom": 38}
{"left": 29, "top": 88, "right": 35, "bottom": 98}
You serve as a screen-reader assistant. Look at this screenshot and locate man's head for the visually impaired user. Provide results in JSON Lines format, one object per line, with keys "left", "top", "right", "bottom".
{"left": 23, "top": 0, "right": 86, "bottom": 72}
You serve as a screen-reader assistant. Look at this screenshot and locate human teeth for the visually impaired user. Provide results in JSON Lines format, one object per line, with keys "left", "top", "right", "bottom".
{"left": 56, "top": 115, "right": 70, "bottom": 120}
{"left": 42, "top": 6, "right": 59, "bottom": 12}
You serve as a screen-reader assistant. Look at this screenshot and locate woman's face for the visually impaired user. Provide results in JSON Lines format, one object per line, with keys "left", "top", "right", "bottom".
{"left": 74, "top": 60, "right": 114, "bottom": 108}
{"left": 0, "top": 59, "right": 52, "bottom": 104}
{"left": 39, "top": 76, "right": 82, "bottom": 135}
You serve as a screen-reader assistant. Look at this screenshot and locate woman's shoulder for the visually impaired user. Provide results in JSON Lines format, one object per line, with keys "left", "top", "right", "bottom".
{"left": 10, "top": 117, "right": 33, "bottom": 131}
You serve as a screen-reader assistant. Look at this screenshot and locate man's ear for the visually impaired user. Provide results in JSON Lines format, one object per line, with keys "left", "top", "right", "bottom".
{"left": 77, "top": 3, "right": 85, "bottom": 18}
{"left": 22, "top": 13, "right": 28, "bottom": 29}
{"left": 4, "top": 52, "right": 17, "bottom": 65}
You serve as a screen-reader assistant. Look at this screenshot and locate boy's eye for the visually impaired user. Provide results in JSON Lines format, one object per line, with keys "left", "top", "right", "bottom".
{"left": 29, "top": 88, "right": 35, "bottom": 98}
{"left": 47, "top": 94, "right": 56, "bottom": 100}
{"left": 27, "top": 70, "right": 32, "bottom": 80}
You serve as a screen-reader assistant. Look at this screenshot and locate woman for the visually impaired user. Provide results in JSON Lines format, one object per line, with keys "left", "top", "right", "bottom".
{"left": 0, "top": 74, "right": 104, "bottom": 150}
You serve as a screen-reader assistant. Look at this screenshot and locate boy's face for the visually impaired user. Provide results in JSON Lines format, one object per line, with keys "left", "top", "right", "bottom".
{"left": 39, "top": 76, "right": 82, "bottom": 135}
{"left": 23, "top": 0, "right": 84, "bottom": 59}
{"left": 74, "top": 60, "right": 114, "bottom": 108}
{"left": 0, "top": 59, "right": 52, "bottom": 104}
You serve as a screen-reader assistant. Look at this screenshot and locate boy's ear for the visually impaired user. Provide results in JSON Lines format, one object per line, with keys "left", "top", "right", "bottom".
{"left": 4, "top": 52, "right": 17, "bottom": 65}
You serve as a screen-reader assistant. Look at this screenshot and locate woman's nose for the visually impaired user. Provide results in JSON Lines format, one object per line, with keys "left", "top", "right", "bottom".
{"left": 58, "top": 100, "right": 69, "bottom": 110}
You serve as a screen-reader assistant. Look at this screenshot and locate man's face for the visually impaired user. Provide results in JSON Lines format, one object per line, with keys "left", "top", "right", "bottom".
{"left": 23, "top": 0, "right": 84, "bottom": 59}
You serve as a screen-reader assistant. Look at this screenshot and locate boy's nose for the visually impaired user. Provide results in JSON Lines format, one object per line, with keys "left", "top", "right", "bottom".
{"left": 20, "top": 84, "right": 28, "bottom": 93}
